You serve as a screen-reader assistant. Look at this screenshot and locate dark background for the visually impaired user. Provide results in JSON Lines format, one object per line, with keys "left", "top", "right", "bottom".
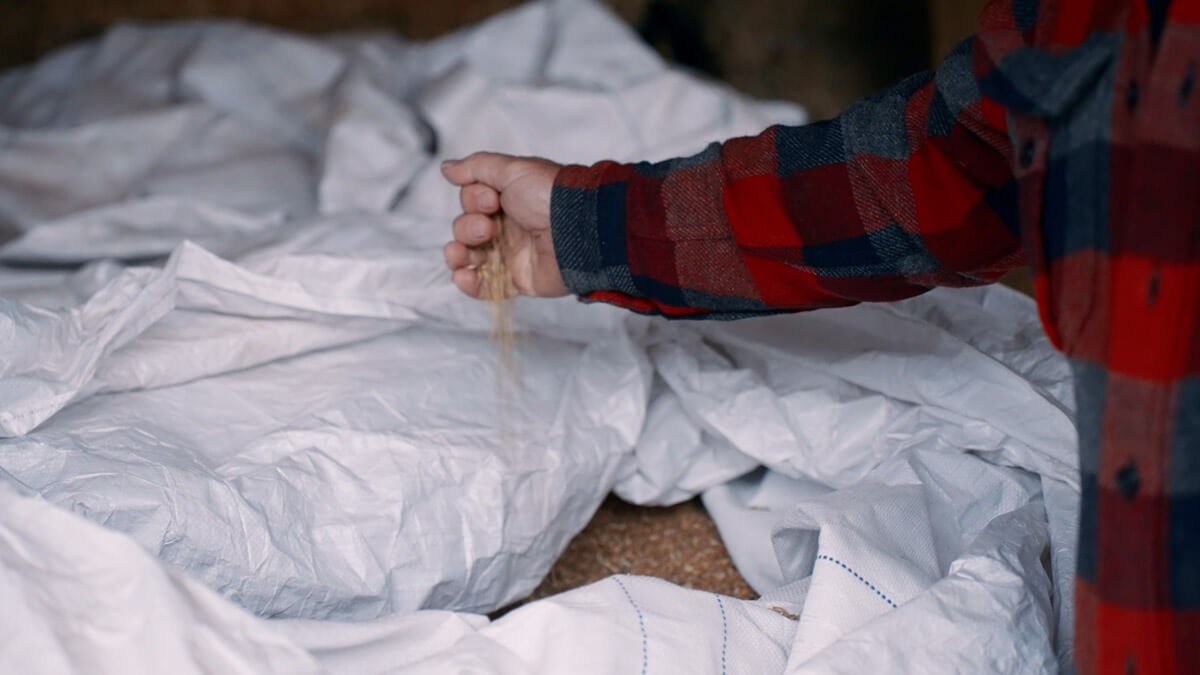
{"left": 2, "top": 0, "right": 988, "bottom": 120}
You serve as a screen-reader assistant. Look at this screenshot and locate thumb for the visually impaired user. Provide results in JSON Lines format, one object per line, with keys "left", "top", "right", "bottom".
{"left": 441, "top": 152, "right": 520, "bottom": 190}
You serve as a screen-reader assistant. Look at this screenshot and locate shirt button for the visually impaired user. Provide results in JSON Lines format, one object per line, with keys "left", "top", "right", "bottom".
{"left": 1117, "top": 461, "right": 1140, "bottom": 499}
{"left": 1147, "top": 268, "right": 1161, "bottom": 306}
{"left": 1127, "top": 79, "right": 1141, "bottom": 112}
{"left": 1182, "top": 64, "right": 1196, "bottom": 106}
{"left": 1019, "top": 139, "right": 1036, "bottom": 169}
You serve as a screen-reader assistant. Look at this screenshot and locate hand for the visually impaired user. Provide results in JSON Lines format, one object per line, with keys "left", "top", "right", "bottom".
{"left": 441, "top": 153, "right": 568, "bottom": 299}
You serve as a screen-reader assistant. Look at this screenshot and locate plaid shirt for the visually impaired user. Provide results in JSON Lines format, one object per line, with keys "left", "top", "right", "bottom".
{"left": 550, "top": 0, "right": 1199, "bottom": 671}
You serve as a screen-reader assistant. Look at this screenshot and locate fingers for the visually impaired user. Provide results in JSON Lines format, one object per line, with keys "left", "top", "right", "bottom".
{"left": 443, "top": 241, "right": 486, "bottom": 270}
{"left": 452, "top": 213, "right": 496, "bottom": 246}
{"left": 441, "top": 152, "right": 518, "bottom": 190}
{"left": 460, "top": 183, "right": 500, "bottom": 214}
{"left": 443, "top": 154, "right": 514, "bottom": 300}
{"left": 452, "top": 267, "right": 483, "bottom": 298}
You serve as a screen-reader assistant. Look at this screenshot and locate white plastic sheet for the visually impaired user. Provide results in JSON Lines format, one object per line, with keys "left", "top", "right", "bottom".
{"left": 0, "top": 0, "right": 1080, "bottom": 672}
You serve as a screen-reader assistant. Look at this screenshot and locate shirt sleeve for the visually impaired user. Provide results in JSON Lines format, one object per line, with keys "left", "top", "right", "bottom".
{"left": 549, "top": 35, "right": 1021, "bottom": 319}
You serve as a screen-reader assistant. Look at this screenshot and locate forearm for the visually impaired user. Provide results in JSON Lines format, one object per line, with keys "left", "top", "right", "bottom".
{"left": 550, "top": 38, "right": 1022, "bottom": 319}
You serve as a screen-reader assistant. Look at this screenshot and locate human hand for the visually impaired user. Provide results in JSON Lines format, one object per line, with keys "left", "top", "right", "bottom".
{"left": 441, "top": 153, "right": 568, "bottom": 299}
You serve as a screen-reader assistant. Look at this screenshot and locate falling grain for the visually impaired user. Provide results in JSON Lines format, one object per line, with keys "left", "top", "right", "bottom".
{"left": 478, "top": 213, "right": 517, "bottom": 444}
{"left": 478, "top": 214, "right": 513, "bottom": 366}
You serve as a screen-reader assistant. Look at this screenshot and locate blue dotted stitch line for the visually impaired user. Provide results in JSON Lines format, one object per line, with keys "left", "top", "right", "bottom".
{"left": 614, "top": 577, "right": 648, "bottom": 675}
{"left": 714, "top": 595, "right": 728, "bottom": 675}
{"left": 816, "top": 554, "right": 898, "bottom": 609}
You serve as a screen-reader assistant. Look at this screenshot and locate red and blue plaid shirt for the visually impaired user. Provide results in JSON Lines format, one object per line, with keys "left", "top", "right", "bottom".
{"left": 550, "top": 0, "right": 1199, "bottom": 671}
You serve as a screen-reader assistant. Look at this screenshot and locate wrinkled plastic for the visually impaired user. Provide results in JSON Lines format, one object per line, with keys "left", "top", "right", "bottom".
{"left": 0, "top": 1, "right": 1079, "bottom": 672}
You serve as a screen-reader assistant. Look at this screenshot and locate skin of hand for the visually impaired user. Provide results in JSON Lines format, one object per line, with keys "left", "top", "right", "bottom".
{"left": 441, "top": 152, "right": 569, "bottom": 299}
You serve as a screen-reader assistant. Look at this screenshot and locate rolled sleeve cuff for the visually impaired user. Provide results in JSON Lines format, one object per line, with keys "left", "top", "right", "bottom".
{"left": 549, "top": 162, "right": 643, "bottom": 298}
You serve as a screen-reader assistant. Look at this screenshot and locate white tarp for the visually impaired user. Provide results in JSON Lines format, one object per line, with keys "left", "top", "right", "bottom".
{"left": 0, "top": 0, "right": 1080, "bottom": 672}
